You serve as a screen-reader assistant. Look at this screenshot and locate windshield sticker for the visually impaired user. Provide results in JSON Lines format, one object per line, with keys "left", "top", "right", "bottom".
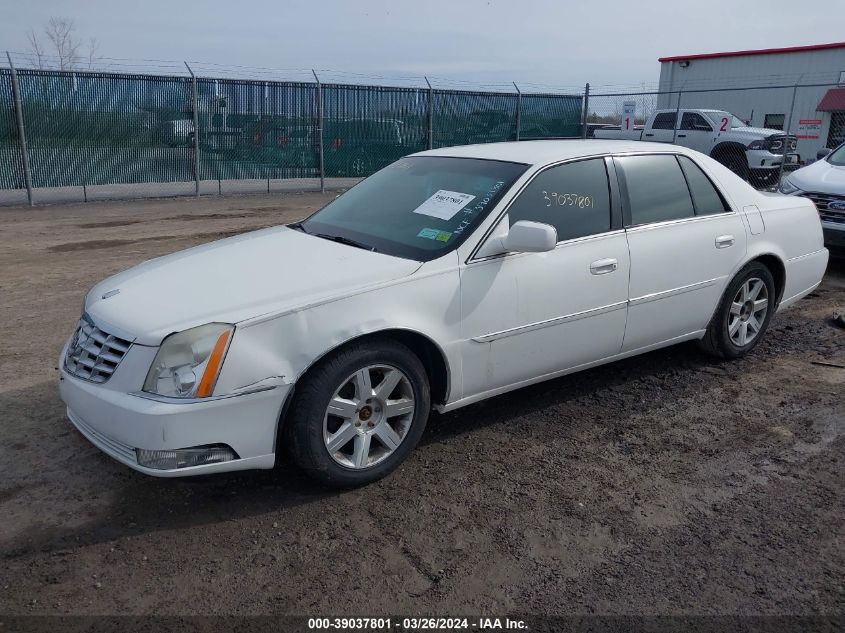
{"left": 412, "top": 190, "right": 476, "bottom": 221}
{"left": 417, "top": 228, "right": 453, "bottom": 242}
{"left": 452, "top": 180, "right": 506, "bottom": 236}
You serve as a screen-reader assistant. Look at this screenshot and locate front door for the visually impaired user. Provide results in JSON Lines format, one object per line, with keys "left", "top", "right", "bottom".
{"left": 677, "top": 111, "right": 715, "bottom": 155}
{"left": 615, "top": 153, "right": 747, "bottom": 352}
{"left": 459, "top": 157, "right": 630, "bottom": 397}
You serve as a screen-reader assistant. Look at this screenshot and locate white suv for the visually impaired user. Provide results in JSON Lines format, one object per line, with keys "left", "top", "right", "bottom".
{"left": 780, "top": 143, "right": 845, "bottom": 252}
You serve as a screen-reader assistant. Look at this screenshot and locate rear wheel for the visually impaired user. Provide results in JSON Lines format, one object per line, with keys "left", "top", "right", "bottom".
{"left": 698, "top": 261, "right": 776, "bottom": 359}
{"left": 285, "top": 338, "right": 430, "bottom": 487}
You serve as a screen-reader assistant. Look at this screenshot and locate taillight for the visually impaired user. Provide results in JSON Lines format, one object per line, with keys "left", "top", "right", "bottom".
{"left": 331, "top": 137, "right": 342, "bottom": 151}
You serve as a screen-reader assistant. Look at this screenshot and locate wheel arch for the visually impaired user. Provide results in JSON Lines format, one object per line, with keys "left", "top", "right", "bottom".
{"left": 710, "top": 142, "right": 748, "bottom": 165}
{"left": 704, "top": 252, "right": 787, "bottom": 332}
{"left": 277, "top": 328, "right": 451, "bottom": 435}
{"left": 749, "top": 253, "right": 786, "bottom": 307}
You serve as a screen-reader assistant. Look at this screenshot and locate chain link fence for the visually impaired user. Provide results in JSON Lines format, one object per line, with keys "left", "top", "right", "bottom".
{"left": 0, "top": 66, "right": 584, "bottom": 206}
{"left": 2, "top": 62, "right": 845, "bottom": 206}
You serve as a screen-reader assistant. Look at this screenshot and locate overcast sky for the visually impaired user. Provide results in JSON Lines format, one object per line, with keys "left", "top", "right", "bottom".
{"left": 1, "top": 0, "right": 843, "bottom": 90}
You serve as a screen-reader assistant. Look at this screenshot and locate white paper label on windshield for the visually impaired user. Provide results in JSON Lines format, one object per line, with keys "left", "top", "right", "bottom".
{"left": 412, "top": 190, "right": 476, "bottom": 221}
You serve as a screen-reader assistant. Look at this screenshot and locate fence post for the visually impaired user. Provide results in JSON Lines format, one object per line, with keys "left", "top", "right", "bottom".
{"left": 513, "top": 82, "right": 521, "bottom": 142}
{"left": 184, "top": 62, "right": 200, "bottom": 198}
{"left": 581, "top": 83, "right": 589, "bottom": 139}
{"left": 777, "top": 81, "right": 800, "bottom": 190}
{"left": 671, "top": 90, "right": 682, "bottom": 144}
{"left": 312, "top": 69, "right": 325, "bottom": 193}
{"left": 424, "top": 76, "right": 433, "bottom": 150}
{"left": 6, "top": 52, "right": 33, "bottom": 206}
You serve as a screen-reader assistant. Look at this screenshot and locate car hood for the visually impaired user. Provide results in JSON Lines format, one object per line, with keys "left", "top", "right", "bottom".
{"left": 788, "top": 159, "right": 845, "bottom": 195}
{"left": 728, "top": 126, "right": 787, "bottom": 140}
{"left": 84, "top": 226, "right": 422, "bottom": 345}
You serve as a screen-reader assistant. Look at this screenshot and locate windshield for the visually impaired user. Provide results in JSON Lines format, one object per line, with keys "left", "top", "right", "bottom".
{"left": 704, "top": 111, "right": 747, "bottom": 129}
{"left": 299, "top": 156, "right": 528, "bottom": 261}
{"left": 827, "top": 143, "right": 845, "bottom": 166}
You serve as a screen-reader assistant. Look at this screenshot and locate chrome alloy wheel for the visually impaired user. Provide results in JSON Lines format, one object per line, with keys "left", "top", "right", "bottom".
{"left": 729, "top": 277, "right": 769, "bottom": 346}
{"left": 322, "top": 364, "right": 415, "bottom": 469}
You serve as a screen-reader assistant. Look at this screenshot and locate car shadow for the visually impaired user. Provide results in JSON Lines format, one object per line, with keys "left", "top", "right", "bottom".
{"left": 0, "top": 339, "right": 719, "bottom": 559}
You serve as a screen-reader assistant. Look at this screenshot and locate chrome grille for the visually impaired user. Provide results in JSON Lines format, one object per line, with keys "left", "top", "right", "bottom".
{"left": 805, "top": 192, "right": 845, "bottom": 224}
{"left": 64, "top": 317, "right": 132, "bottom": 383}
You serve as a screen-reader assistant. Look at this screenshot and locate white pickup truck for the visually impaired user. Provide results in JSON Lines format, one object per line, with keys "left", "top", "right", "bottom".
{"left": 594, "top": 109, "right": 799, "bottom": 186}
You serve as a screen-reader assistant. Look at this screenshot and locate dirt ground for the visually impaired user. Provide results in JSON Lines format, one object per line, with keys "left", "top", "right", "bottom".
{"left": 0, "top": 193, "right": 843, "bottom": 618}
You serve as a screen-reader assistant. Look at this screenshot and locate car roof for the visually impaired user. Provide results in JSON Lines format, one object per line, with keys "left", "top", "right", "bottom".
{"left": 414, "top": 139, "right": 691, "bottom": 167}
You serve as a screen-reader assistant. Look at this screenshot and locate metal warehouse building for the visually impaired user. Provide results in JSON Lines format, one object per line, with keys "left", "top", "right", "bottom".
{"left": 657, "top": 42, "right": 845, "bottom": 162}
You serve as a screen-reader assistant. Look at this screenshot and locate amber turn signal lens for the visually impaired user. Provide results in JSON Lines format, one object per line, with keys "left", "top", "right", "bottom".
{"left": 195, "top": 330, "right": 231, "bottom": 398}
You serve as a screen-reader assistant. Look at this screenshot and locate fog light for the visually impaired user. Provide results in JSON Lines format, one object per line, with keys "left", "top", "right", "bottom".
{"left": 136, "top": 444, "right": 238, "bottom": 470}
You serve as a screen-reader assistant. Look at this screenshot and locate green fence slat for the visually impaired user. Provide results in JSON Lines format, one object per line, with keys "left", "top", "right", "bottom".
{"left": 0, "top": 68, "right": 583, "bottom": 191}
{"left": 0, "top": 69, "right": 25, "bottom": 190}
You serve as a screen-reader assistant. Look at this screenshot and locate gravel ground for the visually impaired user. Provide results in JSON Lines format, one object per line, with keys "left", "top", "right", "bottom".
{"left": 0, "top": 193, "right": 843, "bottom": 618}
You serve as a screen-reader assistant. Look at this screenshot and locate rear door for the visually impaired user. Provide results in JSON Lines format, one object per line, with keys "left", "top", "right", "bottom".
{"left": 615, "top": 153, "right": 747, "bottom": 352}
{"left": 643, "top": 112, "right": 677, "bottom": 144}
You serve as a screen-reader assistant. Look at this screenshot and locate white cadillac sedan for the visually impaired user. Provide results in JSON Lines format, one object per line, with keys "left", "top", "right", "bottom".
{"left": 59, "top": 140, "right": 828, "bottom": 487}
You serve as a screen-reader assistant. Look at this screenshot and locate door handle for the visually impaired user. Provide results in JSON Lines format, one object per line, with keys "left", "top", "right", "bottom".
{"left": 644, "top": 133, "right": 654, "bottom": 137}
{"left": 677, "top": 133, "right": 687, "bottom": 138}
{"left": 590, "top": 258, "right": 618, "bottom": 275}
{"left": 715, "top": 235, "right": 735, "bottom": 249}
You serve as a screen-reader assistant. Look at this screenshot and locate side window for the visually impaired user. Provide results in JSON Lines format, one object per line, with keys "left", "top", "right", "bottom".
{"left": 507, "top": 159, "right": 611, "bottom": 242}
{"left": 616, "top": 155, "right": 694, "bottom": 225}
{"left": 652, "top": 112, "right": 677, "bottom": 130}
{"left": 680, "top": 112, "right": 713, "bottom": 131}
{"left": 764, "top": 114, "right": 785, "bottom": 131}
{"left": 678, "top": 155, "right": 730, "bottom": 215}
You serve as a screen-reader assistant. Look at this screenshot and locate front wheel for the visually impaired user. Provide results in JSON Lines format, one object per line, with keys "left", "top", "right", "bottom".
{"left": 285, "top": 338, "right": 430, "bottom": 487}
{"left": 698, "top": 262, "right": 776, "bottom": 359}
{"left": 718, "top": 152, "right": 750, "bottom": 182}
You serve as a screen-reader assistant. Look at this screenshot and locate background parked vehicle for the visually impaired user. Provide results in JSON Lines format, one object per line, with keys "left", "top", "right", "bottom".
{"left": 323, "top": 118, "right": 417, "bottom": 176}
{"left": 158, "top": 118, "right": 195, "bottom": 147}
{"left": 780, "top": 142, "right": 845, "bottom": 252}
{"left": 594, "top": 108, "right": 799, "bottom": 187}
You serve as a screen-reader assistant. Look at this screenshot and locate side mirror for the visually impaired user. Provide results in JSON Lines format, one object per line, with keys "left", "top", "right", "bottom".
{"left": 501, "top": 220, "right": 557, "bottom": 253}
{"left": 817, "top": 147, "right": 832, "bottom": 160}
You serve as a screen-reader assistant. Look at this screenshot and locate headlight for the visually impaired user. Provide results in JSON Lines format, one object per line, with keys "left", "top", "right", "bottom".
{"left": 778, "top": 178, "right": 801, "bottom": 195}
{"left": 747, "top": 140, "right": 766, "bottom": 150}
{"left": 143, "top": 323, "right": 234, "bottom": 398}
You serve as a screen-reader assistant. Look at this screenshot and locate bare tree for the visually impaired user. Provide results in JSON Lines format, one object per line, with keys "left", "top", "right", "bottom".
{"left": 86, "top": 37, "right": 101, "bottom": 70}
{"left": 46, "top": 17, "right": 81, "bottom": 70}
{"left": 24, "top": 17, "right": 101, "bottom": 71}
{"left": 26, "top": 29, "right": 46, "bottom": 69}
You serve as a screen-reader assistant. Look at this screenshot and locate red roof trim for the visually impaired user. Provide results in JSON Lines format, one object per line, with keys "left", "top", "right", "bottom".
{"left": 817, "top": 87, "right": 845, "bottom": 112}
{"left": 659, "top": 41, "right": 845, "bottom": 63}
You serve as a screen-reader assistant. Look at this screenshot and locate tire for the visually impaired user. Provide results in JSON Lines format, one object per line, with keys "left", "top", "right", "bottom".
{"left": 285, "top": 338, "right": 431, "bottom": 487}
{"left": 717, "top": 151, "right": 750, "bottom": 182}
{"left": 698, "top": 261, "right": 776, "bottom": 359}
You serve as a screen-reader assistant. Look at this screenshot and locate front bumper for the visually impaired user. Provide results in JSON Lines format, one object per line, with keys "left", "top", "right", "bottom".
{"left": 58, "top": 353, "right": 289, "bottom": 477}
{"left": 822, "top": 221, "right": 845, "bottom": 251}
{"left": 747, "top": 149, "right": 800, "bottom": 170}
